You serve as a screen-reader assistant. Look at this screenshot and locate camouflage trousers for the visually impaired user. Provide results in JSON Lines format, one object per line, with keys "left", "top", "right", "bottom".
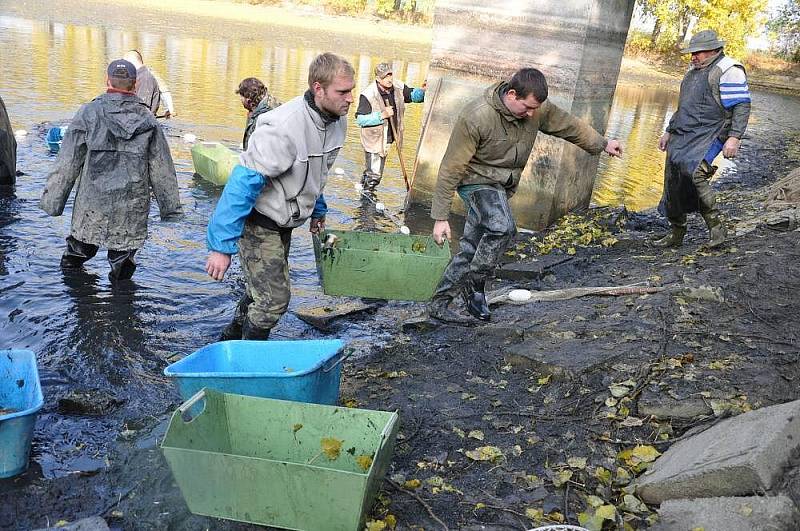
{"left": 668, "top": 160, "right": 719, "bottom": 228}
{"left": 433, "top": 184, "right": 516, "bottom": 298}
{"left": 230, "top": 221, "right": 292, "bottom": 334}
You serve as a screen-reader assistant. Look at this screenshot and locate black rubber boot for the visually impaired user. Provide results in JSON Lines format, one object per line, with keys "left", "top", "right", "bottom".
{"left": 219, "top": 295, "right": 252, "bottom": 341}
{"left": 653, "top": 225, "right": 687, "bottom": 248}
{"left": 108, "top": 249, "right": 137, "bottom": 281}
{"left": 219, "top": 321, "right": 243, "bottom": 341}
{"left": 60, "top": 236, "right": 98, "bottom": 269}
{"left": 428, "top": 295, "right": 470, "bottom": 323}
{"left": 242, "top": 318, "right": 271, "bottom": 340}
{"left": 461, "top": 276, "right": 490, "bottom": 321}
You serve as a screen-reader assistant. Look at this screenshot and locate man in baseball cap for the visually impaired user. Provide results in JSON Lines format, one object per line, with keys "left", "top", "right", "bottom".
{"left": 354, "top": 60, "right": 426, "bottom": 196}
{"left": 655, "top": 29, "right": 751, "bottom": 249}
{"left": 40, "top": 58, "right": 182, "bottom": 282}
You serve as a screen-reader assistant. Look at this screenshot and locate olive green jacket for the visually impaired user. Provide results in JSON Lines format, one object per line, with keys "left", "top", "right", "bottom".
{"left": 430, "top": 81, "right": 607, "bottom": 220}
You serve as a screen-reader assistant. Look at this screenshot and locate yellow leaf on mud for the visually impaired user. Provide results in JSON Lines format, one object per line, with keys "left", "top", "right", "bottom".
{"left": 567, "top": 456, "right": 587, "bottom": 469}
{"left": 452, "top": 427, "right": 465, "bottom": 438}
{"left": 552, "top": 469, "right": 573, "bottom": 487}
{"left": 537, "top": 374, "right": 552, "bottom": 385}
{"left": 738, "top": 504, "right": 753, "bottom": 516}
{"left": 620, "top": 416, "right": 644, "bottom": 427}
{"left": 475, "top": 502, "right": 487, "bottom": 510}
{"left": 55, "top": 522, "right": 69, "bottom": 528}
{"left": 343, "top": 398, "right": 359, "bottom": 408}
{"left": 511, "top": 444, "right": 523, "bottom": 456}
{"left": 596, "top": 504, "right": 617, "bottom": 519}
{"left": 320, "top": 437, "right": 343, "bottom": 460}
{"left": 622, "top": 494, "right": 648, "bottom": 513}
{"left": 468, "top": 430, "right": 485, "bottom": 441}
{"left": 615, "top": 467, "right": 632, "bottom": 485}
{"left": 586, "top": 495, "right": 605, "bottom": 507}
{"left": 525, "top": 507, "right": 544, "bottom": 521}
{"left": 356, "top": 455, "right": 373, "bottom": 471}
{"left": 403, "top": 479, "right": 421, "bottom": 489}
{"left": 465, "top": 445, "right": 504, "bottom": 462}
{"left": 366, "top": 520, "right": 386, "bottom": 531}
{"left": 594, "top": 466, "right": 612, "bottom": 485}
{"left": 609, "top": 383, "right": 632, "bottom": 397}
{"left": 630, "top": 445, "right": 661, "bottom": 463}
{"left": 548, "top": 510, "right": 565, "bottom": 523}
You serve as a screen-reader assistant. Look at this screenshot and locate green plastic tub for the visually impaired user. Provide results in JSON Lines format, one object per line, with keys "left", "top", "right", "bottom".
{"left": 313, "top": 229, "right": 451, "bottom": 301}
{"left": 161, "top": 388, "right": 399, "bottom": 531}
{"left": 191, "top": 142, "right": 240, "bottom": 186}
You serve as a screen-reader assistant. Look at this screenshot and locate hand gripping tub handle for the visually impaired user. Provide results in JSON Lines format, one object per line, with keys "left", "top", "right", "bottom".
{"left": 322, "top": 348, "right": 353, "bottom": 373}
{"left": 178, "top": 389, "right": 207, "bottom": 422}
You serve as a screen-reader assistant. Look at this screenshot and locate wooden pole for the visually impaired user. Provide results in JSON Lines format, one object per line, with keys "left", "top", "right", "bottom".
{"left": 384, "top": 98, "right": 410, "bottom": 192}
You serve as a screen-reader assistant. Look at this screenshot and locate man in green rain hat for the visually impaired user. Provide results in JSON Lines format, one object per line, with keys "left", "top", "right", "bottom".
{"left": 655, "top": 29, "right": 752, "bottom": 248}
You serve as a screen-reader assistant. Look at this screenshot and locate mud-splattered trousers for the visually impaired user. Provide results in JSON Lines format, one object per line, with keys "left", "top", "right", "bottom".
{"left": 433, "top": 184, "right": 516, "bottom": 298}
{"left": 227, "top": 221, "right": 293, "bottom": 335}
{"left": 665, "top": 160, "right": 718, "bottom": 228}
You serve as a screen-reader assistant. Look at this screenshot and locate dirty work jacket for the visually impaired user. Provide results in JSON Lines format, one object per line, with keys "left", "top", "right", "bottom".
{"left": 242, "top": 93, "right": 281, "bottom": 150}
{"left": 356, "top": 81, "right": 424, "bottom": 156}
{"left": 0, "top": 95, "right": 16, "bottom": 186}
{"left": 206, "top": 93, "right": 341, "bottom": 255}
{"left": 430, "top": 81, "right": 607, "bottom": 221}
{"left": 40, "top": 92, "right": 183, "bottom": 250}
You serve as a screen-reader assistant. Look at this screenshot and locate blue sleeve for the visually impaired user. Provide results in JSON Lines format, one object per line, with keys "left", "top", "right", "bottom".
{"left": 410, "top": 87, "right": 425, "bottom": 103}
{"left": 206, "top": 164, "right": 266, "bottom": 254}
{"left": 356, "top": 111, "right": 383, "bottom": 127}
{"left": 312, "top": 194, "right": 327, "bottom": 219}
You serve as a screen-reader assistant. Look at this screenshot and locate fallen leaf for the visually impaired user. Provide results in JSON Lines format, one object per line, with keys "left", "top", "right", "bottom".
{"left": 403, "top": 479, "right": 421, "bottom": 490}
{"left": 609, "top": 384, "right": 631, "bottom": 398}
{"left": 356, "top": 455, "right": 373, "bottom": 471}
{"left": 321, "top": 437, "right": 343, "bottom": 460}
{"left": 292, "top": 423, "right": 303, "bottom": 433}
{"left": 525, "top": 507, "right": 544, "bottom": 521}
{"left": 552, "top": 469, "right": 573, "bottom": 488}
{"left": 620, "top": 416, "right": 644, "bottom": 427}
{"left": 538, "top": 374, "right": 552, "bottom": 385}
{"left": 594, "top": 466, "right": 612, "bottom": 485}
{"left": 343, "top": 398, "right": 359, "bottom": 408}
{"left": 738, "top": 504, "right": 753, "bottom": 517}
{"left": 366, "top": 520, "right": 386, "bottom": 531}
{"left": 465, "top": 446, "right": 504, "bottom": 462}
{"left": 567, "top": 456, "right": 587, "bottom": 469}
{"left": 621, "top": 494, "right": 648, "bottom": 513}
{"left": 468, "top": 430, "right": 485, "bottom": 441}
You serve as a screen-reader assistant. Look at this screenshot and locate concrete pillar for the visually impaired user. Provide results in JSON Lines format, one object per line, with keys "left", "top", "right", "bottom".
{"left": 409, "top": 0, "right": 635, "bottom": 229}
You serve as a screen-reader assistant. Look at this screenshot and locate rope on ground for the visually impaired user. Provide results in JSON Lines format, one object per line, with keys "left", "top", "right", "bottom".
{"left": 387, "top": 478, "right": 450, "bottom": 531}
{"left": 487, "top": 282, "right": 665, "bottom": 306}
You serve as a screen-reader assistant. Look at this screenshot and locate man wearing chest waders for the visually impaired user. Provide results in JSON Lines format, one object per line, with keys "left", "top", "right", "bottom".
{"left": 655, "top": 29, "right": 752, "bottom": 249}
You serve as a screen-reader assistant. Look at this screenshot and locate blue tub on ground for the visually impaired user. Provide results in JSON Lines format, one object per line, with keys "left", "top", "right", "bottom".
{"left": 0, "top": 350, "right": 44, "bottom": 478}
{"left": 164, "top": 340, "right": 347, "bottom": 405}
{"left": 46, "top": 126, "right": 67, "bottom": 153}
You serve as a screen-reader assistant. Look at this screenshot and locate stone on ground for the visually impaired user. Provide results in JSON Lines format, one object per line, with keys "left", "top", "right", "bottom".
{"left": 651, "top": 495, "right": 799, "bottom": 531}
{"left": 503, "top": 338, "right": 618, "bottom": 379}
{"left": 636, "top": 399, "right": 800, "bottom": 504}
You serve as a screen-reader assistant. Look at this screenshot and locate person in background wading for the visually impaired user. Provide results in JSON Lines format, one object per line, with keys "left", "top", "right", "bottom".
{"left": 355, "top": 62, "right": 425, "bottom": 196}
{"left": 205, "top": 53, "right": 355, "bottom": 340}
{"left": 123, "top": 50, "right": 176, "bottom": 119}
{"left": 235, "top": 77, "right": 281, "bottom": 150}
{"left": 428, "top": 68, "right": 623, "bottom": 323}
{"left": 39, "top": 59, "right": 183, "bottom": 282}
{"left": 655, "top": 29, "right": 751, "bottom": 249}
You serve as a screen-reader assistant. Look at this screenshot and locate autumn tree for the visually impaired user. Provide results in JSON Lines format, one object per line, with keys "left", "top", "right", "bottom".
{"left": 767, "top": 0, "right": 800, "bottom": 61}
{"left": 638, "top": 0, "right": 768, "bottom": 58}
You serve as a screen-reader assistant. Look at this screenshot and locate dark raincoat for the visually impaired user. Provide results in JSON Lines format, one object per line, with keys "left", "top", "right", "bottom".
{"left": 0, "top": 95, "right": 16, "bottom": 186}
{"left": 40, "top": 92, "right": 182, "bottom": 250}
{"left": 661, "top": 54, "right": 729, "bottom": 219}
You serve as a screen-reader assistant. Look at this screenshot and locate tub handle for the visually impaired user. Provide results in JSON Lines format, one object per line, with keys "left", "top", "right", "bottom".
{"left": 322, "top": 348, "right": 353, "bottom": 373}
{"left": 178, "top": 389, "right": 206, "bottom": 422}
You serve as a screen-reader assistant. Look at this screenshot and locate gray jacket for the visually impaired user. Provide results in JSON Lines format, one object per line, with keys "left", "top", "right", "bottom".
{"left": 40, "top": 92, "right": 182, "bottom": 250}
{"left": 0, "top": 94, "right": 15, "bottom": 186}
{"left": 240, "top": 94, "right": 345, "bottom": 228}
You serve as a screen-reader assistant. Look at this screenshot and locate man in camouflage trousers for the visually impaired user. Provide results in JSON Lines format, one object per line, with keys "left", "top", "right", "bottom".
{"left": 205, "top": 53, "right": 355, "bottom": 340}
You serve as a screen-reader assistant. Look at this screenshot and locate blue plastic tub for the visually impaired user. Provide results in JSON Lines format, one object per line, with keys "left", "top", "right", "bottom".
{"left": 164, "top": 340, "right": 347, "bottom": 405}
{"left": 46, "top": 126, "right": 67, "bottom": 153}
{"left": 0, "top": 350, "right": 44, "bottom": 478}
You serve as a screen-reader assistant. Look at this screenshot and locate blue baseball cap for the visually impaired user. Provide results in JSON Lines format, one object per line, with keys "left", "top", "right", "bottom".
{"left": 107, "top": 59, "right": 137, "bottom": 80}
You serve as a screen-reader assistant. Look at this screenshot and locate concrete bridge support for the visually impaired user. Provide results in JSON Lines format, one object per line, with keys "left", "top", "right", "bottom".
{"left": 409, "top": 0, "right": 636, "bottom": 229}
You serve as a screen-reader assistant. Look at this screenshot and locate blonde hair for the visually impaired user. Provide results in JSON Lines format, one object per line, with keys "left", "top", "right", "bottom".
{"left": 308, "top": 52, "right": 354, "bottom": 89}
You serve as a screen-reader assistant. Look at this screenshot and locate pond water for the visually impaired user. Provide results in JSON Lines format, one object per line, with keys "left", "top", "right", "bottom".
{"left": 1, "top": 0, "right": 799, "bottom": 478}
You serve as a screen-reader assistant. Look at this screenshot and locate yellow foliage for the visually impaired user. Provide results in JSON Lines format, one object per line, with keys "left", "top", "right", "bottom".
{"left": 356, "top": 454, "right": 374, "bottom": 471}
{"left": 321, "top": 437, "right": 343, "bottom": 460}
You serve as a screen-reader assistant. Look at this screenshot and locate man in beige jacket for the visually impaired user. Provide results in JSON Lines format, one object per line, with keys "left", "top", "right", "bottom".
{"left": 429, "top": 68, "right": 623, "bottom": 323}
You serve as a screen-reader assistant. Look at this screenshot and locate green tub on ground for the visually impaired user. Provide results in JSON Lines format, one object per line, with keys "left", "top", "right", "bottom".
{"left": 190, "top": 142, "right": 240, "bottom": 186}
{"left": 313, "top": 229, "right": 451, "bottom": 301}
{"left": 161, "top": 388, "right": 399, "bottom": 531}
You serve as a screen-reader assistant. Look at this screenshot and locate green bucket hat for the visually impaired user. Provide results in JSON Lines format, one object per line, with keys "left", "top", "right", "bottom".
{"left": 680, "top": 29, "right": 725, "bottom": 54}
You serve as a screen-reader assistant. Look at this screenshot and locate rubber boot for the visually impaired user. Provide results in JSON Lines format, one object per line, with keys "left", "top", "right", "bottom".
{"left": 242, "top": 318, "right": 271, "bottom": 340}
{"left": 428, "top": 295, "right": 469, "bottom": 323}
{"left": 108, "top": 249, "right": 137, "bottom": 282}
{"left": 60, "top": 236, "right": 98, "bottom": 269}
{"left": 219, "top": 295, "right": 252, "bottom": 341}
{"left": 461, "top": 276, "right": 490, "bottom": 321}
{"left": 653, "top": 225, "right": 687, "bottom": 248}
{"left": 702, "top": 212, "right": 728, "bottom": 248}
